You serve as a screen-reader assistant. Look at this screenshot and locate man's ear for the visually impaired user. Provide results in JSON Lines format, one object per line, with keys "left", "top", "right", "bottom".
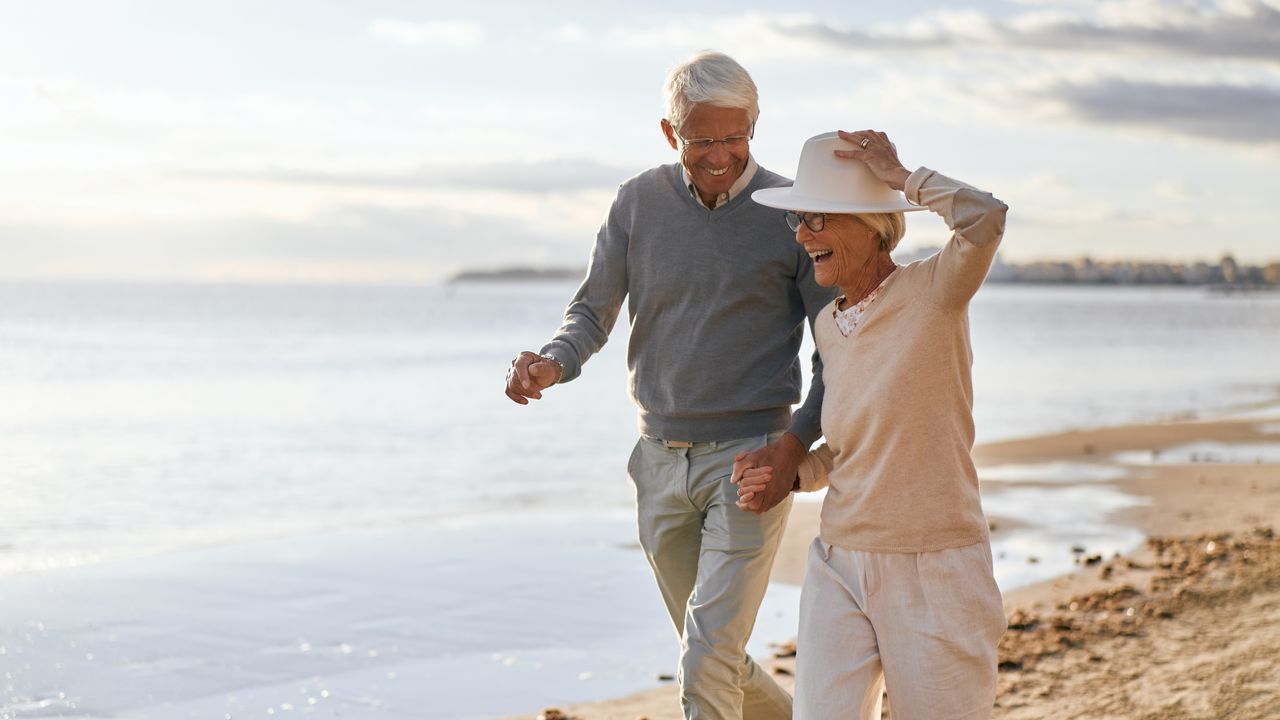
{"left": 660, "top": 119, "right": 678, "bottom": 150}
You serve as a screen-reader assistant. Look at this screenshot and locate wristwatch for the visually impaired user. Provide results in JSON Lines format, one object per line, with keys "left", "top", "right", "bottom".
{"left": 539, "top": 353, "right": 564, "bottom": 381}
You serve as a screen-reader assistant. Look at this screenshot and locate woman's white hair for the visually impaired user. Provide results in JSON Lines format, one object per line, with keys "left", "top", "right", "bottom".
{"left": 663, "top": 50, "right": 760, "bottom": 131}
{"left": 856, "top": 212, "right": 908, "bottom": 252}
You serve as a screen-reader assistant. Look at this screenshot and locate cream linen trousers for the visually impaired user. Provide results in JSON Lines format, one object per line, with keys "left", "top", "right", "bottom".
{"left": 795, "top": 538, "right": 1008, "bottom": 720}
{"left": 629, "top": 433, "right": 794, "bottom": 720}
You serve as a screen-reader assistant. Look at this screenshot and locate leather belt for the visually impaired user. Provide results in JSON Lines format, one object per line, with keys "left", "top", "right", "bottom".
{"left": 662, "top": 439, "right": 695, "bottom": 449}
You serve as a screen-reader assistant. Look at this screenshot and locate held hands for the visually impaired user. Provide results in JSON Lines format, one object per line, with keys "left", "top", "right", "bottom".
{"left": 504, "top": 351, "right": 562, "bottom": 405}
{"left": 730, "top": 432, "right": 805, "bottom": 514}
{"left": 835, "top": 129, "right": 911, "bottom": 191}
{"left": 734, "top": 463, "right": 775, "bottom": 512}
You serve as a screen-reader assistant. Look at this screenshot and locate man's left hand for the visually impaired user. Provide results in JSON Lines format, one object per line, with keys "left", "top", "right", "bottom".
{"left": 731, "top": 432, "right": 806, "bottom": 514}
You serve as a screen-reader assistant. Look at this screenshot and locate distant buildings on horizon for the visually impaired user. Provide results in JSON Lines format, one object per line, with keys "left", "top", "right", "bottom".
{"left": 897, "top": 248, "right": 1280, "bottom": 288}
{"left": 990, "top": 253, "right": 1280, "bottom": 288}
{"left": 451, "top": 251, "right": 1280, "bottom": 289}
{"left": 448, "top": 267, "right": 583, "bottom": 283}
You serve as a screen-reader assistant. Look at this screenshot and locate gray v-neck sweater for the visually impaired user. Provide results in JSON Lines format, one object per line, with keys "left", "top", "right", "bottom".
{"left": 541, "top": 162, "right": 835, "bottom": 444}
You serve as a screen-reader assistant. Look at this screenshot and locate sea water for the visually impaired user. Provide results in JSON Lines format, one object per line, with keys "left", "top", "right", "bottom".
{"left": 1, "top": 281, "right": 1278, "bottom": 717}
{"left": 3, "top": 281, "right": 1277, "bottom": 574}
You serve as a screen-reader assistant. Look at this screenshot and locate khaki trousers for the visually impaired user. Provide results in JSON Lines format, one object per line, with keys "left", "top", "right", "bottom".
{"left": 795, "top": 539, "right": 1007, "bottom": 720}
{"left": 629, "top": 434, "right": 794, "bottom": 720}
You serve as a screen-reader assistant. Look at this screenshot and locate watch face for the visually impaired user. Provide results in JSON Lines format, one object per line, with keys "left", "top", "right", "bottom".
{"left": 538, "top": 354, "right": 563, "bottom": 379}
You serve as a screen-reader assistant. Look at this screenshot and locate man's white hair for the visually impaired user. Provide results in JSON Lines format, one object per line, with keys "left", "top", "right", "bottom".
{"left": 663, "top": 50, "right": 760, "bottom": 131}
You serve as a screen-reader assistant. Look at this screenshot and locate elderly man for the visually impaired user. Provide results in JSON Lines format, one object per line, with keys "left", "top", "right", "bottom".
{"left": 504, "top": 51, "right": 833, "bottom": 720}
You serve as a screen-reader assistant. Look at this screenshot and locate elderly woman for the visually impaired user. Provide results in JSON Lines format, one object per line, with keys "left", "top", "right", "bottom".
{"left": 737, "top": 129, "right": 1009, "bottom": 719}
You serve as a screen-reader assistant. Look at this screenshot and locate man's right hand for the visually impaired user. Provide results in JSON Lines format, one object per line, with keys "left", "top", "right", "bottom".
{"left": 504, "top": 351, "right": 562, "bottom": 405}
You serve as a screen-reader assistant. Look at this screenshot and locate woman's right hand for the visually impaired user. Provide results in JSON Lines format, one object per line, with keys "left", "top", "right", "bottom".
{"left": 734, "top": 466, "right": 773, "bottom": 510}
{"left": 835, "top": 129, "right": 911, "bottom": 191}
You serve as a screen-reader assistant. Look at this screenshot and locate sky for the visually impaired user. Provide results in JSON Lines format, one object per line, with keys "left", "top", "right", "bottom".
{"left": 3, "top": 0, "right": 1278, "bottom": 283}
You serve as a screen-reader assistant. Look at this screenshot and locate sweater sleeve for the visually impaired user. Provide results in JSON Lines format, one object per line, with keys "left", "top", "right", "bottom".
{"left": 796, "top": 443, "right": 834, "bottom": 492}
{"left": 539, "top": 190, "right": 630, "bottom": 382}
{"left": 787, "top": 253, "right": 837, "bottom": 447}
{"left": 904, "top": 167, "right": 1008, "bottom": 310}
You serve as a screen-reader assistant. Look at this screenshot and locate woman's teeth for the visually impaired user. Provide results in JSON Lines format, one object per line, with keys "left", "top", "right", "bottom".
{"left": 810, "top": 249, "right": 833, "bottom": 263}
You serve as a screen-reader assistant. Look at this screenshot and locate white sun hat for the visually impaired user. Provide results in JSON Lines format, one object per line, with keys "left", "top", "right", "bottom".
{"left": 752, "top": 131, "right": 926, "bottom": 214}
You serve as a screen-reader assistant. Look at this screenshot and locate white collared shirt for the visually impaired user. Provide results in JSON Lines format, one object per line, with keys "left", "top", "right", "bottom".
{"left": 683, "top": 156, "right": 759, "bottom": 210}
{"left": 833, "top": 270, "right": 896, "bottom": 337}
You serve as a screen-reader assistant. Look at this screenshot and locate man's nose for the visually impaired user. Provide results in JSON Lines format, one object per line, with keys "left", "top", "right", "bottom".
{"left": 706, "top": 142, "right": 732, "bottom": 164}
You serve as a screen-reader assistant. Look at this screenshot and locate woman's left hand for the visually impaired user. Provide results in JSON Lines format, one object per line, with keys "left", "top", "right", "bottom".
{"left": 835, "top": 129, "right": 911, "bottom": 191}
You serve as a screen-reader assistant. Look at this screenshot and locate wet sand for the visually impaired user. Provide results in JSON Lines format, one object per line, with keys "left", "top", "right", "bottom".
{"left": 514, "top": 413, "right": 1280, "bottom": 720}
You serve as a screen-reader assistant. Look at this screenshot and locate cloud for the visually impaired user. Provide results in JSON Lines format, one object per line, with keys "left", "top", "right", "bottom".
{"left": 1153, "top": 179, "right": 1204, "bottom": 202}
{"left": 595, "top": 12, "right": 835, "bottom": 60}
{"left": 772, "top": 0, "right": 1280, "bottom": 63}
{"left": 1032, "top": 78, "right": 1280, "bottom": 143}
{"left": 1007, "top": 0, "right": 1280, "bottom": 63}
{"left": 555, "top": 23, "right": 588, "bottom": 44}
{"left": 699, "top": 2, "right": 1280, "bottom": 146}
{"left": 369, "top": 19, "right": 485, "bottom": 48}
{"left": 181, "top": 158, "right": 639, "bottom": 194}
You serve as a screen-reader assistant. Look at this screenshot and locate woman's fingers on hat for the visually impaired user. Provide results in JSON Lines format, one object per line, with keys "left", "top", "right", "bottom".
{"left": 836, "top": 129, "right": 889, "bottom": 159}
{"left": 875, "top": 131, "right": 898, "bottom": 153}
{"left": 836, "top": 130, "right": 863, "bottom": 151}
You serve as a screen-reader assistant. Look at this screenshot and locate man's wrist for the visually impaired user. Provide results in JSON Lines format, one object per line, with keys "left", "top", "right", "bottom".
{"left": 539, "top": 353, "right": 564, "bottom": 382}
{"left": 779, "top": 432, "right": 806, "bottom": 492}
{"left": 778, "top": 431, "right": 807, "bottom": 458}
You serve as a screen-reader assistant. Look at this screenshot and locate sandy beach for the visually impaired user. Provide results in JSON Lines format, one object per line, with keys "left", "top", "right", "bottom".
{"left": 517, "top": 412, "right": 1280, "bottom": 720}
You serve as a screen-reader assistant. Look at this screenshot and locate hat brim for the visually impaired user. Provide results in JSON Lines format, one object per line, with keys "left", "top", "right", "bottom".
{"left": 751, "top": 186, "right": 928, "bottom": 214}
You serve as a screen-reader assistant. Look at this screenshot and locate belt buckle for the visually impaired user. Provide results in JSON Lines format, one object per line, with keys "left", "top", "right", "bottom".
{"left": 662, "top": 439, "right": 694, "bottom": 449}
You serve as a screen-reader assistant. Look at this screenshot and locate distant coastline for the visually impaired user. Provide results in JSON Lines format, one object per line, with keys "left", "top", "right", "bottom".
{"left": 447, "top": 267, "right": 585, "bottom": 283}
{"left": 450, "top": 252, "right": 1280, "bottom": 289}
{"left": 982, "top": 251, "right": 1280, "bottom": 289}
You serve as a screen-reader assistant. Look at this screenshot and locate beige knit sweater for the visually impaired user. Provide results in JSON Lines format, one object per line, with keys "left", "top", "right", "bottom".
{"left": 797, "top": 167, "right": 1008, "bottom": 553}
